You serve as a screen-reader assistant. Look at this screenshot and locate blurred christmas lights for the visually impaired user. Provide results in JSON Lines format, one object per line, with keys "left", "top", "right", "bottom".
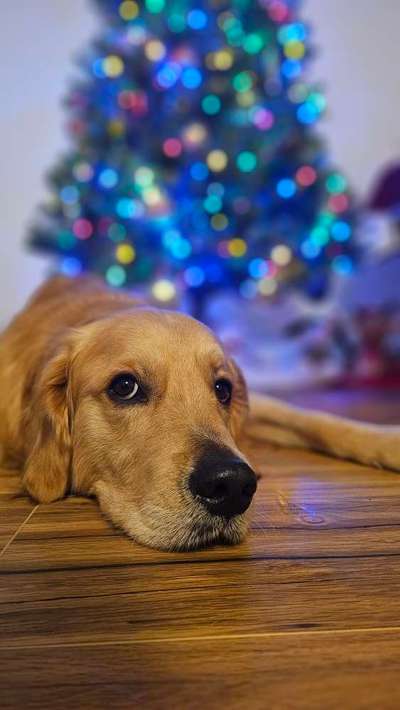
{"left": 29, "top": 0, "right": 357, "bottom": 308}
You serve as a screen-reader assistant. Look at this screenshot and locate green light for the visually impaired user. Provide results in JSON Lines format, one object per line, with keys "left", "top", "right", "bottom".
{"left": 145, "top": 0, "right": 164, "bottom": 13}
{"left": 135, "top": 166, "right": 154, "bottom": 188}
{"left": 310, "top": 226, "right": 329, "bottom": 246}
{"left": 318, "top": 211, "right": 335, "bottom": 226}
{"left": 58, "top": 231, "right": 76, "bottom": 250}
{"left": 168, "top": 13, "right": 185, "bottom": 32}
{"left": 243, "top": 33, "right": 264, "bottom": 54}
{"left": 108, "top": 223, "right": 127, "bottom": 242}
{"left": 233, "top": 71, "right": 252, "bottom": 93}
{"left": 326, "top": 173, "right": 347, "bottom": 194}
{"left": 106, "top": 265, "right": 126, "bottom": 287}
{"left": 237, "top": 151, "right": 257, "bottom": 172}
{"left": 202, "top": 94, "right": 221, "bottom": 115}
{"left": 134, "top": 257, "right": 152, "bottom": 279}
{"left": 308, "top": 92, "right": 326, "bottom": 112}
{"left": 224, "top": 17, "right": 244, "bottom": 46}
{"left": 203, "top": 195, "right": 222, "bottom": 214}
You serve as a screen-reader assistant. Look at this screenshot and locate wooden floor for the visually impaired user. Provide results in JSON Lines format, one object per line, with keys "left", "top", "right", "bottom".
{"left": 1, "top": 390, "right": 400, "bottom": 709}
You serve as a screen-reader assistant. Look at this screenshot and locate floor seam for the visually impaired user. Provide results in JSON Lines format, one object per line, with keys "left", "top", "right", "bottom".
{"left": 0, "top": 505, "right": 39, "bottom": 559}
{"left": 3, "top": 625, "right": 400, "bottom": 651}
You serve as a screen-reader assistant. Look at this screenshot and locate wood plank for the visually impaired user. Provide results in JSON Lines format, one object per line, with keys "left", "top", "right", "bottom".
{"left": 11, "top": 496, "right": 119, "bottom": 539}
{"left": 3, "top": 521, "right": 400, "bottom": 573}
{"left": 1, "top": 556, "right": 400, "bottom": 649}
{"left": 0, "top": 469, "right": 24, "bottom": 498}
{"left": 2, "top": 554, "right": 398, "bottom": 606}
{"left": 1, "top": 629, "right": 400, "bottom": 710}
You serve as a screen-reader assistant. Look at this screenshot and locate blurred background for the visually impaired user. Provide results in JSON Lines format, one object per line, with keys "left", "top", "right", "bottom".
{"left": 1, "top": 0, "right": 400, "bottom": 391}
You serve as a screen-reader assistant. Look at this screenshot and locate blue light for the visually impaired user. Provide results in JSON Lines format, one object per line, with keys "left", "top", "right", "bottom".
{"left": 61, "top": 257, "right": 82, "bottom": 277}
{"left": 332, "top": 255, "right": 353, "bottom": 274}
{"left": 191, "top": 162, "right": 208, "bottom": 181}
{"left": 60, "top": 186, "right": 79, "bottom": 204}
{"left": 170, "top": 239, "right": 192, "bottom": 259}
{"left": 116, "top": 198, "right": 136, "bottom": 219}
{"left": 99, "top": 168, "right": 118, "bottom": 188}
{"left": 249, "top": 258, "right": 268, "bottom": 279}
{"left": 278, "top": 22, "right": 307, "bottom": 43}
{"left": 282, "top": 59, "right": 301, "bottom": 79}
{"left": 301, "top": 240, "right": 321, "bottom": 259}
{"left": 182, "top": 67, "right": 202, "bottom": 89}
{"left": 277, "top": 178, "right": 296, "bottom": 199}
{"left": 208, "top": 182, "right": 224, "bottom": 196}
{"left": 185, "top": 266, "right": 205, "bottom": 287}
{"left": 162, "top": 229, "right": 180, "bottom": 247}
{"left": 92, "top": 59, "right": 105, "bottom": 78}
{"left": 156, "top": 62, "right": 180, "bottom": 89}
{"left": 187, "top": 9, "right": 207, "bottom": 30}
{"left": 297, "top": 103, "right": 318, "bottom": 124}
{"left": 331, "top": 221, "right": 351, "bottom": 241}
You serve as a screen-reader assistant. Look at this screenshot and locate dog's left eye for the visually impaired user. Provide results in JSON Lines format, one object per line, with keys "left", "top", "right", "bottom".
{"left": 215, "top": 378, "right": 232, "bottom": 405}
{"left": 108, "top": 373, "right": 141, "bottom": 403}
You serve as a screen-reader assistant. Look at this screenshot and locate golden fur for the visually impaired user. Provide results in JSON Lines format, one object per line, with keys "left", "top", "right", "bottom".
{"left": 1, "top": 277, "right": 399, "bottom": 550}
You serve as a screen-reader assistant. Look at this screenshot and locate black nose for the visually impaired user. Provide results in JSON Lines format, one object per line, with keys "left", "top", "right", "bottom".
{"left": 189, "top": 449, "right": 257, "bottom": 519}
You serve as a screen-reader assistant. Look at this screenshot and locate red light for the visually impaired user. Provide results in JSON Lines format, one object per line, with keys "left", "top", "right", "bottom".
{"left": 328, "top": 193, "right": 349, "bottom": 213}
{"left": 118, "top": 90, "right": 135, "bottom": 109}
{"left": 118, "top": 90, "right": 148, "bottom": 116}
{"left": 296, "top": 166, "right": 317, "bottom": 187}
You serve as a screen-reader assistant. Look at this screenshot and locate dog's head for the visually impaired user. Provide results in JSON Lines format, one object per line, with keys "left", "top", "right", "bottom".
{"left": 23, "top": 309, "right": 257, "bottom": 550}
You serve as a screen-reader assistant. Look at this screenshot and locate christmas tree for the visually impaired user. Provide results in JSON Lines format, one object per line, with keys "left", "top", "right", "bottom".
{"left": 30, "top": 0, "right": 357, "bottom": 314}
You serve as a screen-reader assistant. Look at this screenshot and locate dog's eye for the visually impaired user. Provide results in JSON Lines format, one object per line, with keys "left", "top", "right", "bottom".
{"left": 108, "top": 373, "right": 141, "bottom": 402}
{"left": 214, "top": 378, "right": 232, "bottom": 405}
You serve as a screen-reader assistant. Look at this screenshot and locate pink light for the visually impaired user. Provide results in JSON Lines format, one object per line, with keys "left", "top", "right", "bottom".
{"left": 266, "top": 260, "right": 279, "bottom": 277}
{"left": 73, "top": 218, "right": 93, "bottom": 240}
{"left": 163, "top": 138, "right": 183, "bottom": 158}
{"left": 267, "top": 1, "right": 289, "bottom": 23}
{"left": 253, "top": 108, "right": 275, "bottom": 131}
{"left": 217, "top": 240, "right": 230, "bottom": 258}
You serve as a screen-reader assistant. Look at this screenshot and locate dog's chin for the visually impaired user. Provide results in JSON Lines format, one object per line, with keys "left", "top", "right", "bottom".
{"left": 163, "top": 514, "right": 250, "bottom": 552}
{"left": 117, "top": 505, "right": 250, "bottom": 551}
{"left": 94, "top": 481, "right": 251, "bottom": 551}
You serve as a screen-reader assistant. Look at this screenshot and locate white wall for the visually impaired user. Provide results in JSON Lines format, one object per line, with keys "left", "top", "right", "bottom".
{"left": 1, "top": 0, "right": 399, "bottom": 324}
{"left": 306, "top": 0, "right": 400, "bottom": 193}
{"left": 0, "top": 0, "right": 98, "bottom": 324}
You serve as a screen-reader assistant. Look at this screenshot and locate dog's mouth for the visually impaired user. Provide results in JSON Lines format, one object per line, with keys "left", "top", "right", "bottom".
{"left": 170, "top": 514, "right": 248, "bottom": 552}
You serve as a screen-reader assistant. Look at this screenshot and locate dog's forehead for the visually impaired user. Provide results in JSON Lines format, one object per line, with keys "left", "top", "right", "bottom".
{"left": 78, "top": 308, "right": 225, "bottom": 368}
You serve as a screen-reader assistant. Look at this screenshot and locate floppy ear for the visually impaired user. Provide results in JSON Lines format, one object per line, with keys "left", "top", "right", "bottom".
{"left": 23, "top": 346, "right": 72, "bottom": 503}
{"left": 227, "top": 357, "right": 249, "bottom": 442}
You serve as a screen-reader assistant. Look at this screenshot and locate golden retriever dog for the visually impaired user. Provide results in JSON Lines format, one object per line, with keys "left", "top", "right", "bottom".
{"left": 0, "top": 276, "right": 399, "bottom": 550}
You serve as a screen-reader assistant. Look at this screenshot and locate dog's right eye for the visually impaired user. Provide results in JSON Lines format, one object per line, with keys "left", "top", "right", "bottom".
{"left": 107, "top": 373, "right": 142, "bottom": 403}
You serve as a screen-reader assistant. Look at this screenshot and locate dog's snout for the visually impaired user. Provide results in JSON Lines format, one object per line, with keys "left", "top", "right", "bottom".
{"left": 189, "top": 450, "right": 257, "bottom": 519}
